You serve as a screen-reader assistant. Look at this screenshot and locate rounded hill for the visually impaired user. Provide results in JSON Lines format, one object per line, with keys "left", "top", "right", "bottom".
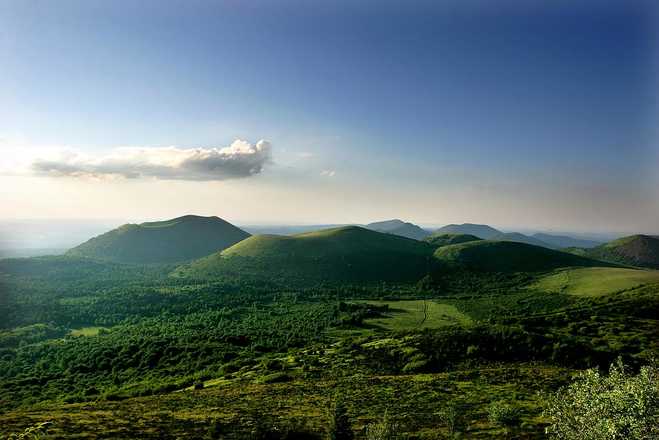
{"left": 433, "top": 240, "right": 614, "bottom": 272}
{"left": 585, "top": 235, "right": 659, "bottom": 269}
{"left": 424, "top": 233, "right": 482, "bottom": 247}
{"left": 176, "top": 226, "right": 436, "bottom": 284}
{"left": 67, "top": 215, "right": 250, "bottom": 264}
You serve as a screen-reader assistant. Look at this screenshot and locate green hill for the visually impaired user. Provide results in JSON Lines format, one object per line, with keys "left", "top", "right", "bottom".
{"left": 433, "top": 223, "right": 501, "bottom": 239}
{"left": 578, "top": 235, "right": 659, "bottom": 269}
{"left": 67, "top": 215, "right": 250, "bottom": 264}
{"left": 433, "top": 240, "right": 613, "bottom": 272}
{"left": 424, "top": 233, "right": 482, "bottom": 247}
{"left": 365, "top": 219, "right": 430, "bottom": 240}
{"left": 176, "top": 226, "right": 436, "bottom": 284}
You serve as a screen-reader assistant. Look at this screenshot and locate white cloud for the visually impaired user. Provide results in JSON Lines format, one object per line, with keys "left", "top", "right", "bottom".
{"left": 29, "top": 139, "right": 272, "bottom": 181}
{"left": 320, "top": 169, "right": 336, "bottom": 177}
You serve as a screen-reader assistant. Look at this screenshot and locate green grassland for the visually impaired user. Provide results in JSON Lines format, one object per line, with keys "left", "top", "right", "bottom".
{"left": 529, "top": 267, "right": 659, "bottom": 296}
{"left": 360, "top": 300, "right": 473, "bottom": 330}
{"left": 0, "top": 364, "right": 571, "bottom": 439}
{"left": 69, "top": 326, "right": 108, "bottom": 337}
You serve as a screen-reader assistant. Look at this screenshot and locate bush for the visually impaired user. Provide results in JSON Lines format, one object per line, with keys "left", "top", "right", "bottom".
{"left": 437, "top": 403, "right": 465, "bottom": 436}
{"left": 365, "top": 411, "right": 400, "bottom": 440}
{"left": 487, "top": 400, "right": 521, "bottom": 427}
{"left": 544, "top": 359, "right": 659, "bottom": 439}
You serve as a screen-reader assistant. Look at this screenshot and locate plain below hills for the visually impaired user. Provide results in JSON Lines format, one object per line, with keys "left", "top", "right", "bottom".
{"left": 67, "top": 215, "right": 250, "bottom": 264}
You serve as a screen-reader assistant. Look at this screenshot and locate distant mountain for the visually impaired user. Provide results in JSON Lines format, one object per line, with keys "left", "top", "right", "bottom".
{"left": 578, "top": 235, "right": 659, "bottom": 269}
{"left": 365, "top": 219, "right": 430, "bottom": 240}
{"left": 433, "top": 223, "right": 501, "bottom": 240}
{"left": 175, "top": 226, "right": 435, "bottom": 284}
{"left": 433, "top": 240, "right": 614, "bottom": 273}
{"left": 532, "top": 233, "right": 602, "bottom": 249}
{"left": 424, "top": 233, "right": 482, "bottom": 247}
{"left": 491, "top": 232, "right": 555, "bottom": 249}
{"left": 67, "top": 215, "right": 250, "bottom": 264}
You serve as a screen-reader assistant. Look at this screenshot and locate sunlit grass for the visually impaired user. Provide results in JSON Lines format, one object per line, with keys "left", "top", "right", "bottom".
{"left": 530, "top": 267, "right": 659, "bottom": 296}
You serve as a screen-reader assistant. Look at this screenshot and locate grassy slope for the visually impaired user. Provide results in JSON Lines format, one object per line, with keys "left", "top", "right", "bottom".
{"left": 177, "top": 226, "right": 436, "bottom": 284}
{"left": 433, "top": 223, "right": 502, "bottom": 240}
{"left": 433, "top": 240, "right": 613, "bottom": 272}
{"left": 0, "top": 365, "right": 570, "bottom": 439}
{"left": 67, "top": 215, "right": 250, "bottom": 264}
{"left": 582, "top": 235, "right": 659, "bottom": 269}
{"left": 529, "top": 267, "right": 659, "bottom": 296}
{"left": 361, "top": 300, "right": 472, "bottom": 330}
{"left": 424, "top": 233, "right": 482, "bottom": 247}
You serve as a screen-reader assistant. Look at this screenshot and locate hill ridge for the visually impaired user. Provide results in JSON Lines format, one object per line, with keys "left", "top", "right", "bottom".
{"left": 67, "top": 215, "right": 250, "bottom": 264}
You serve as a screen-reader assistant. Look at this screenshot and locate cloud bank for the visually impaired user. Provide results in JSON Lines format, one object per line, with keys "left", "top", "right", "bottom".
{"left": 31, "top": 139, "right": 272, "bottom": 181}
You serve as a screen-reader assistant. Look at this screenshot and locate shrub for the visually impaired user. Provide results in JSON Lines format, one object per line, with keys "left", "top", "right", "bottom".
{"left": 544, "top": 359, "right": 659, "bottom": 439}
{"left": 487, "top": 400, "right": 521, "bottom": 427}
{"left": 437, "top": 403, "right": 465, "bottom": 436}
{"left": 365, "top": 411, "right": 400, "bottom": 440}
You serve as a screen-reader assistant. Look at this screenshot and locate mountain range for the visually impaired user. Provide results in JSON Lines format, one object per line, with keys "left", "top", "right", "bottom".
{"left": 53, "top": 215, "right": 659, "bottom": 279}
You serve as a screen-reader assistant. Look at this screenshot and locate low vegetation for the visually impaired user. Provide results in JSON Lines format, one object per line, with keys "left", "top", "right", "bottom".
{"left": 1, "top": 223, "right": 658, "bottom": 438}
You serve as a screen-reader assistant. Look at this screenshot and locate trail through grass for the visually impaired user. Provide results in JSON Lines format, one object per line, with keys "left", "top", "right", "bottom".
{"left": 362, "top": 299, "right": 472, "bottom": 330}
{"left": 530, "top": 267, "right": 659, "bottom": 297}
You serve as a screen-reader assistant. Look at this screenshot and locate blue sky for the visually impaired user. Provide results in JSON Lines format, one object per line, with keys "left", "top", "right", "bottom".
{"left": 1, "top": 0, "right": 657, "bottom": 232}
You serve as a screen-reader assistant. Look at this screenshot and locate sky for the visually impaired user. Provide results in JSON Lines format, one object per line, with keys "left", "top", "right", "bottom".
{"left": 1, "top": 0, "right": 658, "bottom": 233}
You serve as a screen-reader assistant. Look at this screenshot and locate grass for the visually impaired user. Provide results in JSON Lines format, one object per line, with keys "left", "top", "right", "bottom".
{"left": 179, "top": 226, "right": 436, "bottom": 284}
{"left": 529, "top": 267, "right": 659, "bottom": 297}
{"left": 361, "top": 299, "right": 472, "bottom": 331}
{"left": 0, "top": 363, "right": 571, "bottom": 439}
{"left": 433, "top": 240, "right": 612, "bottom": 272}
{"left": 69, "top": 326, "right": 108, "bottom": 337}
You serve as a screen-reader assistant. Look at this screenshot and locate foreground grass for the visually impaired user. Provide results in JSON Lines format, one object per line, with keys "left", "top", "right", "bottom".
{"left": 529, "top": 267, "right": 659, "bottom": 296}
{"left": 0, "top": 363, "right": 571, "bottom": 439}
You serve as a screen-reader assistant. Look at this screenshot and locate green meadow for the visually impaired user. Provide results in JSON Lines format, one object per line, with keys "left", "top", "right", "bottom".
{"left": 530, "top": 267, "right": 659, "bottom": 296}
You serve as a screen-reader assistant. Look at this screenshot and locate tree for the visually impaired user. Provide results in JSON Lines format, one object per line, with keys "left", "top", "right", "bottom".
{"left": 544, "top": 359, "right": 659, "bottom": 439}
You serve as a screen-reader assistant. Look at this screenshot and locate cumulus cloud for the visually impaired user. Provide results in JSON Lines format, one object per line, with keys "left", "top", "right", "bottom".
{"left": 30, "top": 139, "right": 272, "bottom": 181}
